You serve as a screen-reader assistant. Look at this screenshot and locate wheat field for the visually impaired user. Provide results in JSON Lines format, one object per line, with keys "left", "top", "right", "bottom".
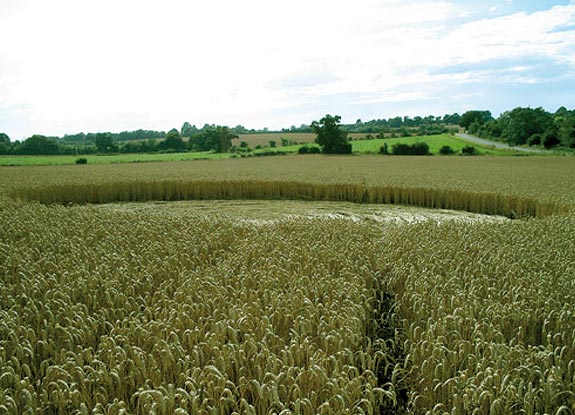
{"left": 1, "top": 155, "right": 574, "bottom": 414}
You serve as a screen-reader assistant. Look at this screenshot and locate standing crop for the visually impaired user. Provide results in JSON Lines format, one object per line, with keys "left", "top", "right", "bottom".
{"left": 1, "top": 156, "right": 574, "bottom": 414}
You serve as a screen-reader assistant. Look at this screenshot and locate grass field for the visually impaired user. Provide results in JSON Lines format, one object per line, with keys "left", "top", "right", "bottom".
{"left": 0, "top": 151, "right": 230, "bottom": 166}
{"left": 350, "top": 134, "right": 523, "bottom": 155}
{"left": 1, "top": 156, "right": 575, "bottom": 414}
{"left": 0, "top": 134, "right": 529, "bottom": 166}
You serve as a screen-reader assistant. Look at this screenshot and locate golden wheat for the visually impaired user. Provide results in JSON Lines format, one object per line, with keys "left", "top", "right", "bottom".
{"left": 0, "top": 155, "right": 574, "bottom": 414}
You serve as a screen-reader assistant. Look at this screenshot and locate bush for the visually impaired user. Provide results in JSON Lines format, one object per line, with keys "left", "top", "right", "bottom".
{"left": 439, "top": 145, "right": 455, "bottom": 155}
{"left": 461, "top": 145, "right": 478, "bottom": 155}
{"left": 542, "top": 130, "right": 560, "bottom": 149}
{"left": 391, "top": 143, "right": 410, "bottom": 155}
{"left": 380, "top": 143, "right": 389, "bottom": 155}
{"left": 329, "top": 142, "right": 352, "bottom": 154}
{"left": 298, "top": 145, "right": 321, "bottom": 154}
{"left": 391, "top": 142, "right": 430, "bottom": 155}
{"left": 527, "top": 134, "right": 541, "bottom": 146}
{"left": 75, "top": 158, "right": 88, "bottom": 165}
{"left": 413, "top": 142, "right": 430, "bottom": 155}
{"left": 253, "top": 150, "right": 286, "bottom": 157}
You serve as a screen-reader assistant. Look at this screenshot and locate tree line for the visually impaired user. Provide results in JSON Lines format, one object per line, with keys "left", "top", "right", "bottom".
{"left": 0, "top": 126, "right": 239, "bottom": 156}
{"left": 460, "top": 107, "right": 575, "bottom": 148}
{"left": 284, "top": 113, "right": 462, "bottom": 135}
{"left": 1, "top": 106, "right": 573, "bottom": 156}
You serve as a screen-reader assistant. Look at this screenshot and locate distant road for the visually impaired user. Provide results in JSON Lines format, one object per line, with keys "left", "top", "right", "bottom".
{"left": 456, "top": 133, "right": 546, "bottom": 153}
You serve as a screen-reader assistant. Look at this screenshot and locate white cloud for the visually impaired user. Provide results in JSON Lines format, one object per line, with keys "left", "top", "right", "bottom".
{"left": 439, "top": 5, "right": 575, "bottom": 66}
{"left": 0, "top": 1, "right": 573, "bottom": 137}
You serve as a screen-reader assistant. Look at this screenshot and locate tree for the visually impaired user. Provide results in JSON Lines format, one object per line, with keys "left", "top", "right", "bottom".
{"left": 439, "top": 145, "right": 455, "bottom": 155}
{"left": 499, "top": 107, "right": 553, "bottom": 146}
{"left": 461, "top": 145, "right": 478, "bottom": 155}
{"left": 190, "top": 126, "right": 237, "bottom": 153}
{"left": 556, "top": 116, "right": 575, "bottom": 148}
{"left": 0, "top": 133, "right": 9, "bottom": 155}
{"left": 180, "top": 122, "right": 197, "bottom": 137}
{"left": 542, "top": 129, "right": 560, "bottom": 149}
{"left": 311, "top": 114, "right": 351, "bottom": 154}
{"left": 159, "top": 128, "right": 187, "bottom": 152}
{"left": 391, "top": 142, "right": 430, "bottom": 155}
{"left": 460, "top": 111, "right": 493, "bottom": 131}
{"left": 19, "top": 135, "right": 60, "bottom": 155}
{"left": 95, "top": 133, "right": 118, "bottom": 153}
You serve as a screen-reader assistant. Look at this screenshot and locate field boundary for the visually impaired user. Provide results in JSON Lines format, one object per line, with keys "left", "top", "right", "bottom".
{"left": 11, "top": 180, "right": 565, "bottom": 219}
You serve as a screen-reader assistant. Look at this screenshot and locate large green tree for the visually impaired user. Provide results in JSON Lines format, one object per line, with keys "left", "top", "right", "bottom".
{"left": 19, "top": 135, "right": 60, "bottom": 155}
{"left": 499, "top": 107, "right": 553, "bottom": 146}
{"left": 190, "top": 126, "right": 236, "bottom": 153}
{"left": 459, "top": 110, "right": 493, "bottom": 133}
{"left": 311, "top": 114, "right": 351, "bottom": 154}
{"left": 555, "top": 114, "right": 575, "bottom": 148}
{"left": 159, "top": 128, "right": 187, "bottom": 152}
{"left": 0, "top": 132, "right": 11, "bottom": 155}
{"left": 180, "top": 122, "right": 197, "bottom": 137}
{"left": 95, "top": 133, "right": 118, "bottom": 153}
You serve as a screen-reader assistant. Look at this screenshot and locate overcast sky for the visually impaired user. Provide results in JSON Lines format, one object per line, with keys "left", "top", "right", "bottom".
{"left": 0, "top": 0, "right": 574, "bottom": 139}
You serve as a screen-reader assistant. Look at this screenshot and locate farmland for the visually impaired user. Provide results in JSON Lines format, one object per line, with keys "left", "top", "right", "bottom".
{"left": 0, "top": 134, "right": 528, "bottom": 166}
{"left": 1, "top": 156, "right": 575, "bottom": 414}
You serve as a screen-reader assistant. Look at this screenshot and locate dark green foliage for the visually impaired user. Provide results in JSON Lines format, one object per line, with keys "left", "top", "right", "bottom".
{"left": 311, "top": 115, "right": 352, "bottom": 154}
{"left": 190, "top": 126, "right": 237, "bottom": 153}
{"left": 499, "top": 107, "right": 553, "bottom": 146}
{"left": 281, "top": 137, "right": 293, "bottom": 147}
{"left": 158, "top": 129, "right": 187, "bottom": 152}
{"left": 556, "top": 115, "right": 575, "bottom": 148}
{"left": 298, "top": 145, "right": 321, "bottom": 154}
{"left": 439, "top": 145, "right": 455, "bottom": 155}
{"left": 62, "top": 129, "right": 165, "bottom": 144}
{"left": 75, "top": 158, "right": 88, "bottom": 165}
{"left": 0, "top": 133, "right": 9, "bottom": 155}
{"left": 461, "top": 145, "right": 478, "bottom": 156}
{"left": 380, "top": 143, "right": 389, "bottom": 155}
{"left": 468, "top": 106, "right": 575, "bottom": 149}
{"left": 95, "top": 133, "right": 118, "bottom": 153}
{"left": 253, "top": 150, "right": 286, "bottom": 157}
{"left": 269, "top": 140, "right": 276, "bottom": 148}
{"left": 391, "top": 142, "right": 430, "bottom": 155}
{"left": 542, "top": 130, "right": 561, "bottom": 149}
{"left": 527, "top": 134, "right": 542, "bottom": 146}
{"left": 180, "top": 122, "right": 197, "bottom": 137}
{"left": 230, "top": 125, "right": 251, "bottom": 135}
{"left": 285, "top": 113, "right": 461, "bottom": 134}
{"left": 19, "top": 135, "right": 60, "bottom": 155}
{"left": 460, "top": 111, "right": 493, "bottom": 131}
{"left": 120, "top": 139, "right": 158, "bottom": 154}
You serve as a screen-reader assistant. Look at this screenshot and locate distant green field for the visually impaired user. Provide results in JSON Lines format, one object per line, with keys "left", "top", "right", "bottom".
{"left": 351, "top": 134, "right": 521, "bottom": 155}
{"left": 0, "top": 134, "right": 537, "bottom": 166}
{"left": 0, "top": 151, "right": 231, "bottom": 166}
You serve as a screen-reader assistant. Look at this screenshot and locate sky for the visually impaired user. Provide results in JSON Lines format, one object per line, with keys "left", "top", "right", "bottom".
{"left": 0, "top": 0, "right": 574, "bottom": 139}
